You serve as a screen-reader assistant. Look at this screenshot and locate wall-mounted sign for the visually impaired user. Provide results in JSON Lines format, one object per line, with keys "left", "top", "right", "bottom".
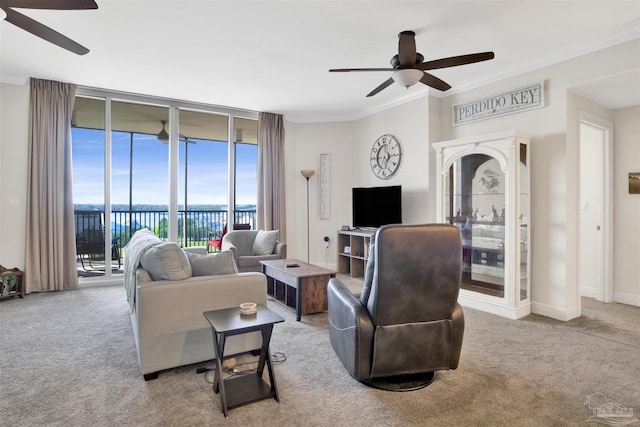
{"left": 453, "top": 81, "right": 545, "bottom": 126}
{"left": 319, "top": 153, "right": 330, "bottom": 218}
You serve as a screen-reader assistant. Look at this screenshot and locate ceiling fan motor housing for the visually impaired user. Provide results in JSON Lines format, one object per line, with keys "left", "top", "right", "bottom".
{"left": 390, "top": 53, "right": 425, "bottom": 69}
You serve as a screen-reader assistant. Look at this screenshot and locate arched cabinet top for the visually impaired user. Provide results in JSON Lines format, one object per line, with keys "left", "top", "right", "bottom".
{"left": 433, "top": 130, "right": 529, "bottom": 176}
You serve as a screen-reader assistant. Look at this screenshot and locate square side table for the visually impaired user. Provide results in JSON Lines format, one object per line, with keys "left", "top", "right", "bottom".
{"left": 203, "top": 304, "right": 284, "bottom": 418}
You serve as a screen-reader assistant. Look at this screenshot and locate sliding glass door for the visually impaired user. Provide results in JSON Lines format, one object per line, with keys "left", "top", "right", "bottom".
{"left": 71, "top": 90, "right": 258, "bottom": 279}
{"left": 178, "top": 109, "right": 228, "bottom": 248}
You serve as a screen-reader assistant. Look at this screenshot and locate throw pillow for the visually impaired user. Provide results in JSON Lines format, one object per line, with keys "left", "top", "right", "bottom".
{"left": 252, "top": 230, "right": 279, "bottom": 256}
{"left": 186, "top": 251, "right": 238, "bottom": 276}
{"left": 139, "top": 242, "right": 192, "bottom": 281}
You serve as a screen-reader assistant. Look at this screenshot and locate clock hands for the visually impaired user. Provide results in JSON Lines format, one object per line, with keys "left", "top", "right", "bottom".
{"left": 377, "top": 145, "right": 400, "bottom": 169}
{"left": 378, "top": 145, "right": 389, "bottom": 169}
{"left": 370, "top": 135, "right": 402, "bottom": 179}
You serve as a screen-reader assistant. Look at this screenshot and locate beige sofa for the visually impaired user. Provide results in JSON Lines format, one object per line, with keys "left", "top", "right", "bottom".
{"left": 124, "top": 229, "right": 267, "bottom": 380}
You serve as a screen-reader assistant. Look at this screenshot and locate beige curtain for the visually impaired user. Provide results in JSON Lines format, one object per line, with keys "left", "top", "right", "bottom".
{"left": 25, "top": 78, "right": 78, "bottom": 293}
{"left": 257, "top": 112, "right": 286, "bottom": 241}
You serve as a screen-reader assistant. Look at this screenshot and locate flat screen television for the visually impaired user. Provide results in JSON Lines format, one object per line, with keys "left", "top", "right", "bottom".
{"left": 352, "top": 185, "right": 402, "bottom": 229}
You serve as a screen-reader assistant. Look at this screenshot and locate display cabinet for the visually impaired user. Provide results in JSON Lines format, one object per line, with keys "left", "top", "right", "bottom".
{"left": 434, "top": 130, "right": 530, "bottom": 319}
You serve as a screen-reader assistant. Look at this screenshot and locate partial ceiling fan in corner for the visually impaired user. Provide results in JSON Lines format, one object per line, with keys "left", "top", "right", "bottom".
{"left": 0, "top": 0, "right": 98, "bottom": 55}
{"left": 157, "top": 120, "right": 169, "bottom": 143}
{"left": 330, "top": 30, "right": 494, "bottom": 97}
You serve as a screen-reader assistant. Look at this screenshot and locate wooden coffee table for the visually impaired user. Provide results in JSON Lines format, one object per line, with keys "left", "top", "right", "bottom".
{"left": 260, "top": 259, "right": 336, "bottom": 321}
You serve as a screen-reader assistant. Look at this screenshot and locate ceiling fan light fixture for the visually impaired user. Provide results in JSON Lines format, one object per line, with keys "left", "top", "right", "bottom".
{"left": 157, "top": 120, "right": 169, "bottom": 143}
{"left": 392, "top": 69, "right": 423, "bottom": 88}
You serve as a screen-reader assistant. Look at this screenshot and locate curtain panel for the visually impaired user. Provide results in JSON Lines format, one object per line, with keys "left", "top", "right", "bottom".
{"left": 257, "top": 112, "right": 286, "bottom": 242}
{"left": 25, "top": 78, "right": 78, "bottom": 292}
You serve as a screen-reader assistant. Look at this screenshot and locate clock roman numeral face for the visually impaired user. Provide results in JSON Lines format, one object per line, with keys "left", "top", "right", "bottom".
{"left": 370, "top": 134, "right": 402, "bottom": 180}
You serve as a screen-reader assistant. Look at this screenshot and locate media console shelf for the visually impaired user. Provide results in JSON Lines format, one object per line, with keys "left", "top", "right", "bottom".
{"left": 337, "top": 230, "right": 374, "bottom": 278}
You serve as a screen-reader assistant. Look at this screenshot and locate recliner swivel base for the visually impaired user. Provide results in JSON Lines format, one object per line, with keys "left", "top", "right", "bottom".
{"left": 360, "top": 371, "right": 435, "bottom": 392}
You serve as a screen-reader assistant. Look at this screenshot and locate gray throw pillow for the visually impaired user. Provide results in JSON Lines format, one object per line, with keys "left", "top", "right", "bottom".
{"left": 252, "top": 230, "right": 279, "bottom": 256}
{"left": 186, "top": 251, "right": 238, "bottom": 276}
{"left": 139, "top": 242, "right": 192, "bottom": 281}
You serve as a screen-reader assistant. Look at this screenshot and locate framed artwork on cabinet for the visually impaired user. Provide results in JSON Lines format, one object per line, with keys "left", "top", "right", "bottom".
{"left": 630, "top": 172, "right": 640, "bottom": 194}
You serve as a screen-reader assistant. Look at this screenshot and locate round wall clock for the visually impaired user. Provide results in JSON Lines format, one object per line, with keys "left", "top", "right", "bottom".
{"left": 370, "top": 134, "right": 402, "bottom": 179}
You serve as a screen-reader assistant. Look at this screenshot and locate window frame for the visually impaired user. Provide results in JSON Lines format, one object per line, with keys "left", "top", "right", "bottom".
{"left": 73, "top": 87, "right": 259, "bottom": 279}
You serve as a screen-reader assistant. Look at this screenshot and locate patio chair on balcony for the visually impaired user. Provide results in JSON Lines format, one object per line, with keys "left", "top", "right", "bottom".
{"left": 207, "top": 223, "right": 251, "bottom": 252}
{"left": 75, "top": 210, "right": 121, "bottom": 271}
{"left": 76, "top": 234, "right": 122, "bottom": 270}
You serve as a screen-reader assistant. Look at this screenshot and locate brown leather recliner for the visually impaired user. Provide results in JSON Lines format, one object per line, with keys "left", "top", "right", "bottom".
{"left": 327, "top": 223, "right": 464, "bottom": 390}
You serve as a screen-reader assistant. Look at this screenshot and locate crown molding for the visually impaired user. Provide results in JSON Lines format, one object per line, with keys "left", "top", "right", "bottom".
{"left": 287, "top": 19, "right": 640, "bottom": 123}
{"left": 439, "top": 18, "right": 640, "bottom": 99}
{"left": 0, "top": 74, "right": 29, "bottom": 85}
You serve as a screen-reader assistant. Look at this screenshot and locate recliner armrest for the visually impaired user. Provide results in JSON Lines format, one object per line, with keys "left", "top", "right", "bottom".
{"left": 327, "top": 278, "right": 374, "bottom": 380}
{"left": 224, "top": 243, "right": 238, "bottom": 261}
{"left": 449, "top": 303, "right": 465, "bottom": 369}
{"left": 273, "top": 241, "right": 287, "bottom": 258}
{"left": 328, "top": 279, "right": 368, "bottom": 329}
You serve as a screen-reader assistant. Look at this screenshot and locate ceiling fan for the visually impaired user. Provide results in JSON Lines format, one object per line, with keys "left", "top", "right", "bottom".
{"left": 330, "top": 30, "right": 495, "bottom": 97}
{"left": 0, "top": 0, "right": 98, "bottom": 55}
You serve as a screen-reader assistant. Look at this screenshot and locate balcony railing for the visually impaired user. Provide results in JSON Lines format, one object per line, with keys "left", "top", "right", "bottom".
{"left": 74, "top": 208, "right": 257, "bottom": 264}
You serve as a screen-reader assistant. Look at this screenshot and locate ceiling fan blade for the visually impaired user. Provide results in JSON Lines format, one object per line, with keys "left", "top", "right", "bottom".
{"left": 420, "top": 72, "right": 451, "bottom": 91}
{"left": 329, "top": 68, "right": 396, "bottom": 72}
{"left": 397, "top": 30, "right": 417, "bottom": 67}
{"left": 366, "top": 77, "right": 394, "bottom": 97}
{"left": 4, "top": 0, "right": 97, "bottom": 10}
{"left": 419, "top": 52, "right": 495, "bottom": 70}
{"left": 3, "top": 7, "right": 90, "bottom": 54}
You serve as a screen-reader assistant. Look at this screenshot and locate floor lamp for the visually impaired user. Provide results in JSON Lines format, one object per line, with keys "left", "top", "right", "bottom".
{"left": 300, "top": 169, "right": 315, "bottom": 263}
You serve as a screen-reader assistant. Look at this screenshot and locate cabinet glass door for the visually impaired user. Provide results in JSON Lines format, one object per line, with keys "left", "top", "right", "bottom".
{"left": 519, "top": 143, "right": 529, "bottom": 301}
{"left": 446, "top": 154, "right": 506, "bottom": 297}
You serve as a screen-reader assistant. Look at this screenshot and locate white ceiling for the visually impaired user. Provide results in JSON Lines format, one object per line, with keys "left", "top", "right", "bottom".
{"left": 1, "top": 1, "right": 639, "bottom": 122}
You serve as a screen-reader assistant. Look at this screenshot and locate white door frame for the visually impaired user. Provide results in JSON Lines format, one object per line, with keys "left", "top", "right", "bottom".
{"left": 579, "top": 111, "right": 614, "bottom": 303}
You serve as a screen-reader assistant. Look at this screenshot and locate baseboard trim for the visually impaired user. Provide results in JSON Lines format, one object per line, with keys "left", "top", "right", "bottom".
{"left": 580, "top": 286, "right": 596, "bottom": 298}
{"left": 613, "top": 291, "right": 640, "bottom": 307}
{"left": 458, "top": 291, "right": 530, "bottom": 319}
{"left": 531, "top": 301, "right": 579, "bottom": 321}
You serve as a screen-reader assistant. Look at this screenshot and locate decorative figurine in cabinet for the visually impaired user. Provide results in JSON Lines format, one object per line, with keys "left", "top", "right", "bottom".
{"left": 434, "top": 130, "right": 530, "bottom": 319}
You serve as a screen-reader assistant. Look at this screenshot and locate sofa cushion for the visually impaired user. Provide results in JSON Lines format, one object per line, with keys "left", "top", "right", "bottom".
{"left": 139, "top": 242, "right": 192, "bottom": 281}
{"left": 252, "top": 230, "right": 279, "bottom": 256}
{"left": 186, "top": 250, "right": 238, "bottom": 276}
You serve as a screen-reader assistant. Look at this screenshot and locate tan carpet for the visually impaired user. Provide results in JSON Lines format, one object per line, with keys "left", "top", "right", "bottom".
{"left": 1, "top": 279, "right": 638, "bottom": 426}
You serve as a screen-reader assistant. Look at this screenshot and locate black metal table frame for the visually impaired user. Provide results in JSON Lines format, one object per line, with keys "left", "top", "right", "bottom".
{"left": 203, "top": 305, "right": 284, "bottom": 418}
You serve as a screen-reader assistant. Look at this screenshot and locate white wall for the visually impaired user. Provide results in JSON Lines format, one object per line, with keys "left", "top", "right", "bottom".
{"left": 352, "top": 97, "right": 433, "bottom": 225}
{"left": 284, "top": 120, "right": 354, "bottom": 268}
{"left": 284, "top": 96, "right": 433, "bottom": 267}
{"left": 0, "top": 81, "right": 29, "bottom": 270}
{"left": 612, "top": 106, "right": 640, "bottom": 305}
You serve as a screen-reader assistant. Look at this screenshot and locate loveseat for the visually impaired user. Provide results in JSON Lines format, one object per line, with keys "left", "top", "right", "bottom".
{"left": 124, "top": 229, "right": 267, "bottom": 380}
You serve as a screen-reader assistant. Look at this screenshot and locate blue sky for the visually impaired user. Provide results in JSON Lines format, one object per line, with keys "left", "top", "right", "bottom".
{"left": 72, "top": 128, "right": 257, "bottom": 206}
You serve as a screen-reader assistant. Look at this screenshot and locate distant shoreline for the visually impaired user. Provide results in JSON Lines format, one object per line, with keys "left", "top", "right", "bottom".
{"left": 74, "top": 204, "right": 256, "bottom": 211}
